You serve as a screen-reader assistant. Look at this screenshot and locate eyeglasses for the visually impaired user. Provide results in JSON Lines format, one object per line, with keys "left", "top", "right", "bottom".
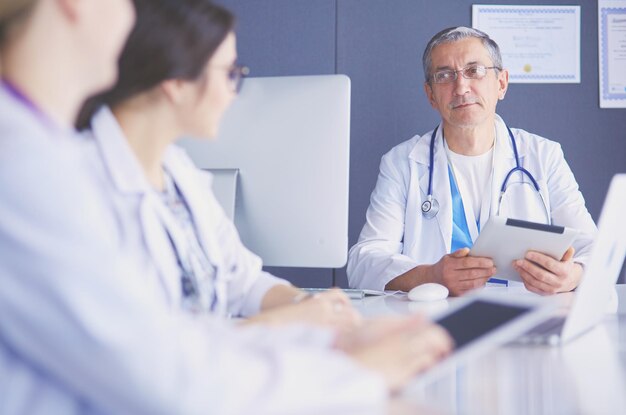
{"left": 228, "top": 64, "right": 249, "bottom": 93}
{"left": 431, "top": 64, "right": 501, "bottom": 84}
{"left": 211, "top": 64, "right": 250, "bottom": 93}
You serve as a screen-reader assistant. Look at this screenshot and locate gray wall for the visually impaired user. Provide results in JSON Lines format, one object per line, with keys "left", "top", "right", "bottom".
{"left": 219, "top": 0, "right": 626, "bottom": 287}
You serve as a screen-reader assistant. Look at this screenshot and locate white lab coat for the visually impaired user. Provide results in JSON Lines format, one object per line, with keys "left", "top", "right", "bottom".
{"left": 0, "top": 89, "right": 387, "bottom": 414}
{"left": 347, "top": 115, "right": 597, "bottom": 291}
{"left": 85, "top": 106, "right": 288, "bottom": 317}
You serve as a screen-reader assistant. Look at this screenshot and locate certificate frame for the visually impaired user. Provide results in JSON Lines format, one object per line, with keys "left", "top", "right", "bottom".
{"left": 599, "top": 1, "right": 626, "bottom": 108}
{"left": 472, "top": 4, "right": 581, "bottom": 84}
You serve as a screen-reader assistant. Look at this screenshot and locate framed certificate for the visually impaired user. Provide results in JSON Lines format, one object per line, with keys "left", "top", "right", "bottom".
{"left": 599, "top": 1, "right": 626, "bottom": 108}
{"left": 472, "top": 5, "right": 581, "bottom": 83}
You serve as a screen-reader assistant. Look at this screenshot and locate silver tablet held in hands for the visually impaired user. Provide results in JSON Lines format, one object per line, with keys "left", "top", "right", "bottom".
{"left": 469, "top": 217, "right": 579, "bottom": 282}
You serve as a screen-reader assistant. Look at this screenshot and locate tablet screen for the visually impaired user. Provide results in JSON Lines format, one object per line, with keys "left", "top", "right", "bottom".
{"left": 435, "top": 300, "right": 532, "bottom": 349}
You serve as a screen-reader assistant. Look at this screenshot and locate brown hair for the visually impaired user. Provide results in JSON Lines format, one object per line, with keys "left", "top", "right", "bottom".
{"left": 76, "top": 0, "right": 235, "bottom": 130}
{"left": 0, "top": 0, "right": 37, "bottom": 44}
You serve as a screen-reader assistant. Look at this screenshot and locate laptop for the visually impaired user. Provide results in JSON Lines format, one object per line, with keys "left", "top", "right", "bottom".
{"left": 517, "top": 174, "right": 626, "bottom": 345}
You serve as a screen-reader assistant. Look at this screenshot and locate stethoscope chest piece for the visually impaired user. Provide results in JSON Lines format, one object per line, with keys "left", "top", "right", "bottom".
{"left": 421, "top": 197, "right": 439, "bottom": 219}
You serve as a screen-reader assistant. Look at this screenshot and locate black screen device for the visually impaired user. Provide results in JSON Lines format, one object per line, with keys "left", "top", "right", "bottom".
{"left": 435, "top": 300, "right": 532, "bottom": 349}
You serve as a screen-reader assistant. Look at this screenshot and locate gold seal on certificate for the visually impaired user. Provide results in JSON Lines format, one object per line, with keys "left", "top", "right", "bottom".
{"left": 472, "top": 5, "right": 581, "bottom": 83}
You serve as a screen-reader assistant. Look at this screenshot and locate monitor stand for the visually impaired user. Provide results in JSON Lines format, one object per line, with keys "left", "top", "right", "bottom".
{"left": 205, "top": 168, "right": 239, "bottom": 221}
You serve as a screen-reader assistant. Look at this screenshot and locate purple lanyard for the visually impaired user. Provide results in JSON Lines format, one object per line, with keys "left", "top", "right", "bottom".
{"left": 1, "top": 78, "right": 61, "bottom": 131}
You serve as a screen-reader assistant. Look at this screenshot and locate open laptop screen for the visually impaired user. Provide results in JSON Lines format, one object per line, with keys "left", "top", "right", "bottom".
{"left": 436, "top": 300, "right": 531, "bottom": 349}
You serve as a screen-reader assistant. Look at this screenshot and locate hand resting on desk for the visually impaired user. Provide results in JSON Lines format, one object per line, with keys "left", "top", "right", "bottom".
{"left": 334, "top": 316, "right": 453, "bottom": 393}
{"left": 245, "top": 290, "right": 453, "bottom": 393}
{"left": 243, "top": 288, "right": 362, "bottom": 329}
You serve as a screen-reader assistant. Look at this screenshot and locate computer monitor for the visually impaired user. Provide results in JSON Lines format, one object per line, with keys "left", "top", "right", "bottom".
{"left": 179, "top": 75, "right": 350, "bottom": 267}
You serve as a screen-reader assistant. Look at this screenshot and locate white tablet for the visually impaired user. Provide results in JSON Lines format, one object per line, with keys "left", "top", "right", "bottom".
{"left": 414, "top": 291, "right": 557, "bottom": 384}
{"left": 469, "top": 217, "right": 579, "bottom": 282}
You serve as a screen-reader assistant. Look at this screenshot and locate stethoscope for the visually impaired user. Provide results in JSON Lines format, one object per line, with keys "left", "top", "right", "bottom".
{"left": 421, "top": 125, "right": 551, "bottom": 224}
{"left": 160, "top": 171, "right": 222, "bottom": 314}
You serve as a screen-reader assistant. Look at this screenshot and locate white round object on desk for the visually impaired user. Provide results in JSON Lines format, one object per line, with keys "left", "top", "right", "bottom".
{"left": 408, "top": 283, "right": 449, "bottom": 302}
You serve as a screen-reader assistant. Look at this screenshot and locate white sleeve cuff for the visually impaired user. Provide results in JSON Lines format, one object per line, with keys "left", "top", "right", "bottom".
{"left": 238, "top": 271, "right": 291, "bottom": 317}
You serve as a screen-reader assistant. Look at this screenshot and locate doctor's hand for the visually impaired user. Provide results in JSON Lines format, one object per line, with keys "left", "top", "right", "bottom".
{"left": 334, "top": 315, "right": 453, "bottom": 393}
{"left": 243, "top": 289, "right": 362, "bottom": 329}
{"left": 431, "top": 248, "right": 497, "bottom": 296}
{"left": 513, "top": 247, "right": 583, "bottom": 295}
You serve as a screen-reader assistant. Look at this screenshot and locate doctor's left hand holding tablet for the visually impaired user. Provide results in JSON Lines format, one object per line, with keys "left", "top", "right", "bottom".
{"left": 514, "top": 247, "right": 584, "bottom": 295}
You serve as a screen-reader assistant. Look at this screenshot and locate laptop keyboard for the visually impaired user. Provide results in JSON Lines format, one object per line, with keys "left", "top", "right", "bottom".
{"left": 513, "top": 316, "right": 566, "bottom": 346}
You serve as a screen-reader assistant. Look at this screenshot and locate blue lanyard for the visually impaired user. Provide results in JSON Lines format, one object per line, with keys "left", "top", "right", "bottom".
{"left": 449, "top": 165, "right": 508, "bottom": 286}
{"left": 449, "top": 165, "right": 473, "bottom": 252}
{"left": 1, "top": 79, "right": 61, "bottom": 131}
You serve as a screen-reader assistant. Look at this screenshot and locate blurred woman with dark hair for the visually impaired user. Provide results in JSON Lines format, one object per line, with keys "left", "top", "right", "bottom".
{"left": 77, "top": 0, "right": 363, "bottom": 328}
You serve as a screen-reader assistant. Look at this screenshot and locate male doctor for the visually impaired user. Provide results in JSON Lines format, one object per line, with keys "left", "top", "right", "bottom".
{"left": 347, "top": 27, "right": 596, "bottom": 297}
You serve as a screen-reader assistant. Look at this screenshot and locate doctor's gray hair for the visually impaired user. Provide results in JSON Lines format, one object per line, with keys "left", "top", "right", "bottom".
{"left": 422, "top": 26, "right": 503, "bottom": 83}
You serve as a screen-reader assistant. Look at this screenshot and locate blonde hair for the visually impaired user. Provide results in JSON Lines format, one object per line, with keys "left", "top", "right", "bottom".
{"left": 0, "top": 0, "right": 37, "bottom": 43}
{"left": 0, "top": 0, "right": 36, "bottom": 18}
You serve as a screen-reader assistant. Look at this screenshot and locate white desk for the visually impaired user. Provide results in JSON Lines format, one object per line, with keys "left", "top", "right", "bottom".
{"left": 353, "top": 285, "right": 626, "bottom": 415}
